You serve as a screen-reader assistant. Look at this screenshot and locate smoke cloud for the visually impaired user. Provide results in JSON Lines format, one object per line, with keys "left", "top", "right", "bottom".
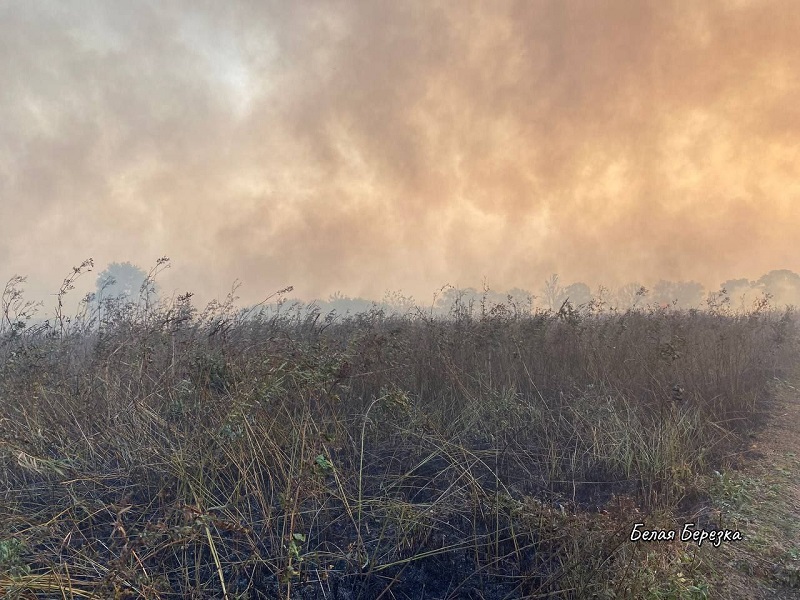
{"left": 2, "top": 1, "right": 799, "bottom": 306}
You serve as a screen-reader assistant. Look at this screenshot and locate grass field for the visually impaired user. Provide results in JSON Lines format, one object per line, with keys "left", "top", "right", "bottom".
{"left": 1, "top": 267, "right": 798, "bottom": 598}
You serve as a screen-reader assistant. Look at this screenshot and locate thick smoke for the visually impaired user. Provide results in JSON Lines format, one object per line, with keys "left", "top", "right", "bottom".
{"left": 2, "top": 1, "right": 799, "bottom": 305}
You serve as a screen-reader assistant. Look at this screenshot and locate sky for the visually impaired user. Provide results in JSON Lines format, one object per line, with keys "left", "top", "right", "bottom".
{"left": 2, "top": 0, "right": 799, "bottom": 311}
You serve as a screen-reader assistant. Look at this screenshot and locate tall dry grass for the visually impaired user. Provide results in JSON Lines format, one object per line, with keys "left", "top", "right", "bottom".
{"left": 0, "top": 261, "right": 797, "bottom": 598}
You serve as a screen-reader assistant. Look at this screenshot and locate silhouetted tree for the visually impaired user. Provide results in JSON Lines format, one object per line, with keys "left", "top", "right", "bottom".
{"left": 506, "top": 287, "right": 534, "bottom": 314}
{"left": 382, "top": 290, "right": 417, "bottom": 315}
{"left": 616, "top": 282, "right": 648, "bottom": 309}
{"left": 559, "top": 282, "right": 592, "bottom": 307}
{"left": 434, "top": 286, "right": 479, "bottom": 316}
{"left": 720, "top": 278, "right": 751, "bottom": 296}
{"left": 542, "top": 274, "right": 563, "bottom": 311}
{"left": 96, "top": 262, "right": 157, "bottom": 303}
{"left": 651, "top": 280, "right": 705, "bottom": 309}
{"left": 323, "top": 292, "right": 376, "bottom": 315}
{"left": 719, "top": 278, "right": 753, "bottom": 311}
{"left": 753, "top": 269, "right": 800, "bottom": 307}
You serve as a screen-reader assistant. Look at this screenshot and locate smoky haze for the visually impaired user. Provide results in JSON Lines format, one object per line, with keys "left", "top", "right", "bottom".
{"left": 2, "top": 1, "right": 799, "bottom": 307}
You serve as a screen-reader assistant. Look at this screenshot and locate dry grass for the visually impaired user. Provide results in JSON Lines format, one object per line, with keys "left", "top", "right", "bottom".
{"left": 0, "top": 261, "right": 797, "bottom": 599}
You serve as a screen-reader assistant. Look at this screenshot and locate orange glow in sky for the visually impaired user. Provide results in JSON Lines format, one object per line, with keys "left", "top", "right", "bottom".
{"left": 2, "top": 1, "right": 799, "bottom": 307}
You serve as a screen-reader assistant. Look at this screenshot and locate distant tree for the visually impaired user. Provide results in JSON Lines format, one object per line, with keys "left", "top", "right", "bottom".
{"left": 322, "top": 292, "right": 376, "bottom": 315}
{"left": 560, "top": 282, "right": 592, "bottom": 307}
{"left": 507, "top": 287, "right": 533, "bottom": 303}
{"left": 477, "top": 285, "right": 510, "bottom": 317}
{"left": 96, "top": 262, "right": 158, "bottom": 304}
{"left": 382, "top": 290, "right": 417, "bottom": 315}
{"left": 506, "top": 287, "right": 534, "bottom": 314}
{"left": 719, "top": 278, "right": 753, "bottom": 311}
{"left": 753, "top": 269, "right": 800, "bottom": 307}
{"left": 616, "top": 282, "right": 648, "bottom": 309}
{"left": 673, "top": 281, "right": 705, "bottom": 309}
{"left": 720, "top": 278, "right": 752, "bottom": 296}
{"left": 541, "top": 274, "right": 563, "bottom": 311}
{"left": 652, "top": 280, "right": 705, "bottom": 309}
{"left": 435, "top": 286, "right": 480, "bottom": 316}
